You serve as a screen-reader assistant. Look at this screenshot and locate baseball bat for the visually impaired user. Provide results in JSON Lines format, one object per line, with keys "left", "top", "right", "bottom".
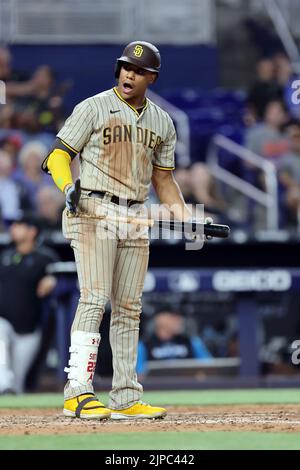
{"left": 157, "top": 220, "right": 230, "bottom": 238}
{"left": 70, "top": 212, "right": 230, "bottom": 239}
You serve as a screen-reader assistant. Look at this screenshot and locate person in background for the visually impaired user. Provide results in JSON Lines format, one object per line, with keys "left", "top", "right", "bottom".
{"left": 0, "top": 104, "right": 14, "bottom": 129}
{"left": 14, "top": 140, "right": 51, "bottom": 209}
{"left": 36, "top": 186, "right": 65, "bottom": 232}
{"left": 175, "top": 163, "right": 228, "bottom": 218}
{"left": 0, "top": 47, "right": 12, "bottom": 82}
{"left": 12, "top": 65, "right": 65, "bottom": 133}
{"left": 0, "top": 149, "right": 21, "bottom": 224}
{"left": 245, "top": 99, "right": 289, "bottom": 165}
{"left": 247, "top": 57, "right": 282, "bottom": 122}
{"left": 0, "top": 213, "right": 58, "bottom": 394}
{"left": 0, "top": 133, "right": 23, "bottom": 173}
{"left": 0, "top": 46, "right": 28, "bottom": 83}
{"left": 137, "top": 310, "right": 212, "bottom": 375}
{"left": 278, "top": 121, "right": 300, "bottom": 228}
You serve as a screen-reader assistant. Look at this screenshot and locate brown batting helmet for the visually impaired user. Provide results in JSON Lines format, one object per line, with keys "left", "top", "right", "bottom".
{"left": 115, "top": 41, "right": 161, "bottom": 78}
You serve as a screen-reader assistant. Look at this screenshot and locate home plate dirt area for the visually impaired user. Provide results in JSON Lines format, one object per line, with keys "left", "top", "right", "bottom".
{"left": 1, "top": 404, "right": 300, "bottom": 436}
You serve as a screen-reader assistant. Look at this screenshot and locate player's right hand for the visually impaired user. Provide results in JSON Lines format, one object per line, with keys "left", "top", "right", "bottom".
{"left": 65, "top": 178, "right": 81, "bottom": 214}
{"left": 184, "top": 216, "right": 214, "bottom": 242}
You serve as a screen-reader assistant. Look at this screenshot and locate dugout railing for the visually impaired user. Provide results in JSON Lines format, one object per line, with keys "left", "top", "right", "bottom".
{"left": 207, "top": 134, "right": 279, "bottom": 231}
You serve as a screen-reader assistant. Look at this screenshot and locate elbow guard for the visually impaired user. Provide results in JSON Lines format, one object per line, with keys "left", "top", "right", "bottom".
{"left": 41, "top": 138, "right": 78, "bottom": 174}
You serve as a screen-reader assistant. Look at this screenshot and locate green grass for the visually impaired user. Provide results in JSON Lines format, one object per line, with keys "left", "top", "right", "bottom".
{"left": 0, "top": 432, "right": 299, "bottom": 450}
{"left": 1, "top": 389, "right": 300, "bottom": 409}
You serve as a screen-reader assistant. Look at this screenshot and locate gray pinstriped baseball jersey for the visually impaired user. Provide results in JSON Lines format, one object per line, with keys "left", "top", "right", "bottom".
{"left": 57, "top": 87, "right": 176, "bottom": 201}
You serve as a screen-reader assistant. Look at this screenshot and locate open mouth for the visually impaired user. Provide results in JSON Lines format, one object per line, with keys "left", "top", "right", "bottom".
{"left": 123, "top": 82, "right": 133, "bottom": 93}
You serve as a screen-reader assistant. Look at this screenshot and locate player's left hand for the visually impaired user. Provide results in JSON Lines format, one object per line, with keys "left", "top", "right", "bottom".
{"left": 65, "top": 178, "right": 81, "bottom": 214}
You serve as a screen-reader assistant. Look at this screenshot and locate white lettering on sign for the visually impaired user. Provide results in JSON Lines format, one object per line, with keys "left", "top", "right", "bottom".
{"left": 213, "top": 270, "right": 292, "bottom": 292}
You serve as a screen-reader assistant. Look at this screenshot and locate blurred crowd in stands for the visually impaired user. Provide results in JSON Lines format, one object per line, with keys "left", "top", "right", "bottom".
{"left": 1, "top": 45, "right": 300, "bottom": 236}
{"left": 0, "top": 46, "right": 69, "bottom": 235}
{"left": 245, "top": 53, "right": 300, "bottom": 229}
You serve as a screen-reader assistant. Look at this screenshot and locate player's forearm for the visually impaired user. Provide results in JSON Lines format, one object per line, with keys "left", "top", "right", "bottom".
{"left": 153, "top": 174, "right": 192, "bottom": 221}
{"left": 47, "top": 149, "right": 73, "bottom": 193}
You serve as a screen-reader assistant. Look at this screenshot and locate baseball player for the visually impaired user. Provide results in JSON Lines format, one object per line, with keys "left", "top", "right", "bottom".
{"left": 42, "top": 41, "right": 196, "bottom": 420}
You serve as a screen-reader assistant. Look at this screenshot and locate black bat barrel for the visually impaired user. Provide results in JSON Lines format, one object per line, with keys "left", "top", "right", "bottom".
{"left": 203, "top": 223, "right": 230, "bottom": 238}
{"left": 156, "top": 220, "right": 230, "bottom": 239}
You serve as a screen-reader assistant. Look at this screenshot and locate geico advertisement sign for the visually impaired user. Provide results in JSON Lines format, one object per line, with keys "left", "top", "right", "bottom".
{"left": 213, "top": 270, "right": 291, "bottom": 292}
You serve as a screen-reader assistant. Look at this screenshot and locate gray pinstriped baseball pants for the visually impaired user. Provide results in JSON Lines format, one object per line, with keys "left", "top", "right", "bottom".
{"left": 62, "top": 192, "right": 149, "bottom": 409}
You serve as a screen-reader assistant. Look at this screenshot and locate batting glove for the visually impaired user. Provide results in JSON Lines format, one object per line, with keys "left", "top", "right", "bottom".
{"left": 65, "top": 178, "right": 81, "bottom": 214}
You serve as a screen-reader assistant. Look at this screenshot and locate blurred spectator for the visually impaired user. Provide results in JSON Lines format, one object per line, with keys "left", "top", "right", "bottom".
{"left": 0, "top": 104, "right": 14, "bottom": 129}
{"left": 247, "top": 57, "right": 283, "bottom": 122}
{"left": 189, "top": 163, "right": 228, "bottom": 215}
{"left": 201, "top": 320, "right": 229, "bottom": 358}
{"left": 0, "top": 47, "right": 12, "bottom": 82}
{"left": 278, "top": 121, "right": 300, "bottom": 227}
{"left": 14, "top": 141, "right": 51, "bottom": 209}
{"left": 0, "top": 46, "right": 28, "bottom": 83}
{"left": 0, "top": 47, "right": 15, "bottom": 129}
{"left": 1, "top": 47, "right": 69, "bottom": 135}
{"left": 0, "top": 132, "right": 23, "bottom": 172}
{"left": 245, "top": 99, "right": 289, "bottom": 164}
{"left": 0, "top": 213, "right": 58, "bottom": 393}
{"left": 137, "top": 310, "right": 212, "bottom": 375}
{"left": 12, "top": 65, "right": 65, "bottom": 133}
{"left": 0, "top": 149, "right": 21, "bottom": 223}
{"left": 36, "top": 186, "right": 65, "bottom": 232}
{"left": 174, "top": 167, "right": 199, "bottom": 205}
{"left": 174, "top": 163, "right": 228, "bottom": 220}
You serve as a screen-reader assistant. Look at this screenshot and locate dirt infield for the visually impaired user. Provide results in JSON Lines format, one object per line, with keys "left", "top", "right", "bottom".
{"left": 1, "top": 404, "right": 300, "bottom": 435}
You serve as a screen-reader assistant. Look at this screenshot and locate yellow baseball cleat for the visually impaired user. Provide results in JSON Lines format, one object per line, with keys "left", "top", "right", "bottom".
{"left": 63, "top": 393, "right": 111, "bottom": 420}
{"left": 110, "top": 402, "right": 167, "bottom": 420}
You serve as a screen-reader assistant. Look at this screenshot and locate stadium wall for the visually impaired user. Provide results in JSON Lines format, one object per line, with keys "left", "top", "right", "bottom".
{"left": 10, "top": 44, "right": 218, "bottom": 111}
